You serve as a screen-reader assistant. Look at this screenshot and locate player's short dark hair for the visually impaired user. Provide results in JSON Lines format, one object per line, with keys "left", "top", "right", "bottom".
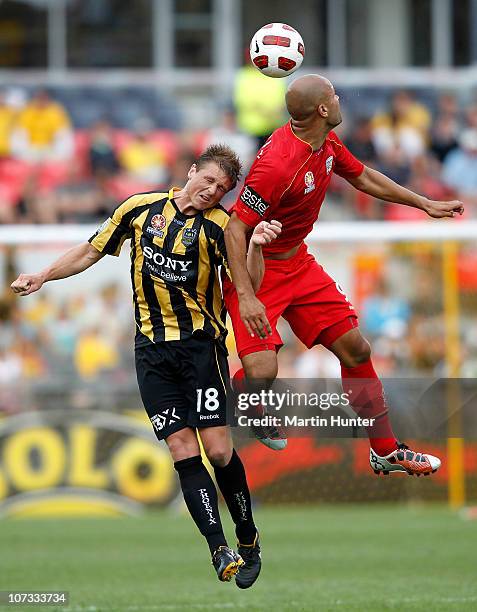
{"left": 196, "top": 144, "right": 242, "bottom": 189}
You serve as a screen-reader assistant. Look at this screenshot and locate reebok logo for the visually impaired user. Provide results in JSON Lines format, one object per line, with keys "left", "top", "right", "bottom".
{"left": 199, "top": 488, "right": 217, "bottom": 525}
{"left": 240, "top": 185, "right": 269, "bottom": 217}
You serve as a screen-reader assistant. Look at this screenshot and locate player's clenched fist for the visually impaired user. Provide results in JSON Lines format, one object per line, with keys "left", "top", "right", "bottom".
{"left": 250, "top": 220, "right": 282, "bottom": 246}
{"left": 422, "top": 199, "right": 464, "bottom": 218}
{"left": 11, "top": 273, "right": 45, "bottom": 296}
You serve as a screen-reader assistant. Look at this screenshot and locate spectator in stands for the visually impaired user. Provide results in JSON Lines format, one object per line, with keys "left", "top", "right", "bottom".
{"left": 0, "top": 88, "right": 17, "bottom": 158}
{"left": 37, "top": 119, "right": 119, "bottom": 225}
{"left": 411, "top": 269, "right": 442, "bottom": 317}
{"left": 203, "top": 106, "right": 257, "bottom": 171}
{"left": 10, "top": 88, "right": 73, "bottom": 163}
{"left": 21, "top": 291, "right": 57, "bottom": 329}
{"left": 168, "top": 151, "right": 197, "bottom": 188}
{"left": 45, "top": 302, "right": 79, "bottom": 358}
{"left": 0, "top": 89, "right": 21, "bottom": 221}
{"left": 96, "top": 283, "right": 132, "bottom": 345}
{"left": 0, "top": 184, "right": 18, "bottom": 224}
{"left": 13, "top": 335, "right": 48, "bottom": 380}
{"left": 407, "top": 154, "right": 453, "bottom": 202}
{"left": 408, "top": 313, "right": 446, "bottom": 373}
{"left": 88, "top": 119, "right": 119, "bottom": 178}
{"left": 429, "top": 90, "right": 460, "bottom": 165}
{"left": 361, "top": 278, "right": 410, "bottom": 338}
{"left": 0, "top": 346, "right": 22, "bottom": 380}
{"left": 74, "top": 326, "right": 119, "bottom": 380}
{"left": 371, "top": 90, "right": 430, "bottom": 161}
{"left": 442, "top": 129, "right": 477, "bottom": 206}
{"left": 0, "top": 346, "right": 23, "bottom": 410}
{"left": 435, "top": 92, "right": 460, "bottom": 126}
{"left": 119, "top": 117, "right": 168, "bottom": 184}
{"left": 374, "top": 146, "right": 411, "bottom": 187}
{"left": 430, "top": 113, "right": 459, "bottom": 163}
{"left": 464, "top": 103, "right": 477, "bottom": 130}
{"left": 234, "top": 52, "right": 286, "bottom": 148}
{"left": 71, "top": 283, "right": 131, "bottom": 346}
{"left": 26, "top": 161, "right": 111, "bottom": 223}
{"left": 344, "top": 117, "right": 377, "bottom": 165}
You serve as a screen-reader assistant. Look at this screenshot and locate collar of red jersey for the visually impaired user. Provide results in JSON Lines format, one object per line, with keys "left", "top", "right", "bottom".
{"left": 288, "top": 120, "right": 325, "bottom": 154}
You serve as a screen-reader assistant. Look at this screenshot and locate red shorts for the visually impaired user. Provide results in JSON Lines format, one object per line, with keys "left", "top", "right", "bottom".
{"left": 223, "top": 243, "right": 358, "bottom": 359}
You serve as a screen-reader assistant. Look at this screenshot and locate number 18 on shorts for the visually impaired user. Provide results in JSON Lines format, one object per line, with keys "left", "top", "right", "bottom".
{"left": 135, "top": 336, "right": 231, "bottom": 440}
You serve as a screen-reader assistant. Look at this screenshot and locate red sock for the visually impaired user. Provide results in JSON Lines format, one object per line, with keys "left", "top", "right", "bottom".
{"left": 232, "top": 368, "right": 246, "bottom": 390}
{"left": 341, "top": 360, "right": 397, "bottom": 456}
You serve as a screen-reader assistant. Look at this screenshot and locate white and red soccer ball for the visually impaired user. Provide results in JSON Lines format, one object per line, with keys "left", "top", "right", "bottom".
{"left": 250, "top": 23, "right": 305, "bottom": 78}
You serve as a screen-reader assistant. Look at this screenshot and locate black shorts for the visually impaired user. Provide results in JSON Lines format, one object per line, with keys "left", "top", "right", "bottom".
{"left": 135, "top": 335, "right": 231, "bottom": 441}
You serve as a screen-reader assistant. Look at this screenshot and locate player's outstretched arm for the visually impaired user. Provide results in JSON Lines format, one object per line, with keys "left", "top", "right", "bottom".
{"left": 11, "top": 242, "right": 104, "bottom": 297}
{"left": 247, "top": 220, "right": 282, "bottom": 292}
{"left": 347, "top": 166, "right": 464, "bottom": 218}
{"left": 225, "top": 213, "right": 272, "bottom": 339}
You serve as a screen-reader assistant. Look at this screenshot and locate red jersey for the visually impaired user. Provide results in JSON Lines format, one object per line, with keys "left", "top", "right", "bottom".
{"left": 233, "top": 122, "right": 364, "bottom": 254}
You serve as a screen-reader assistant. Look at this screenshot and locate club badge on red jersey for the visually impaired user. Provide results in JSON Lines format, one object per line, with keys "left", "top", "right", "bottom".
{"left": 304, "top": 171, "right": 315, "bottom": 194}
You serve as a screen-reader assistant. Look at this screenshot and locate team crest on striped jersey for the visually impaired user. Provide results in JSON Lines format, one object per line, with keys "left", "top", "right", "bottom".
{"left": 181, "top": 227, "right": 198, "bottom": 247}
{"left": 326, "top": 155, "right": 334, "bottom": 175}
{"left": 147, "top": 214, "right": 166, "bottom": 237}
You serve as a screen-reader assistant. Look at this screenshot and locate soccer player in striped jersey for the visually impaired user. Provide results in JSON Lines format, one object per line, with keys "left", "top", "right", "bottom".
{"left": 11, "top": 144, "right": 282, "bottom": 587}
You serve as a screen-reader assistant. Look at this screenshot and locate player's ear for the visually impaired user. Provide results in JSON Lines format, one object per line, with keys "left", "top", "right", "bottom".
{"left": 318, "top": 104, "right": 328, "bottom": 118}
{"left": 188, "top": 164, "right": 197, "bottom": 180}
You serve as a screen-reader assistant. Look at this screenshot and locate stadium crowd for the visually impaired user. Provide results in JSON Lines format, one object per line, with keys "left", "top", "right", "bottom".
{"left": 0, "top": 84, "right": 477, "bottom": 223}
{"left": 1, "top": 84, "right": 477, "bottom": 402}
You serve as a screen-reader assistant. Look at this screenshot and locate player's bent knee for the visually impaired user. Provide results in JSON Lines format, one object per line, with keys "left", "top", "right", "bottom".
{"left": 205, "top": 446, "right": 233, "bottom": 468}
{"left": 357, "top": 338, "right": 372, "bottom": 363}
{"left": 166, "top": 428, "right": 200, "bottom": 462}
{"left": 335, "top": 332, "right": 372, "bottom": 368}
{"left": 242, "top": 351, "right": 278, "bottom": 380}
{"left": 349, "top": 338, "right": 371, "bottom": 365}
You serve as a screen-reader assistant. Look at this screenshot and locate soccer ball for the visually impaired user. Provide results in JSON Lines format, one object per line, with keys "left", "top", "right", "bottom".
{"left": 250, "top": 23, "right": 305, "bottom": 78}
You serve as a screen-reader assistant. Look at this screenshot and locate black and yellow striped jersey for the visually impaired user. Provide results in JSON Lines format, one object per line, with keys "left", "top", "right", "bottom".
{"left": 88, "top": 188, "right": 231, "bottom": 347}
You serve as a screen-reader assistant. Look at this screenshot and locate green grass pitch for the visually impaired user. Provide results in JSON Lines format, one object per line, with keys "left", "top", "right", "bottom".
{"left": 1, "top": 505, "right": 476, "bottom": 611}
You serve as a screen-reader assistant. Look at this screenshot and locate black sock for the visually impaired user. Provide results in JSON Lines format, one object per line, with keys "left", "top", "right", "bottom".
{"left": 174, "top": 455, "right": 227, "bottom": 554}
{"left": 214, "top": 449, "right": 257, "bottom": 545}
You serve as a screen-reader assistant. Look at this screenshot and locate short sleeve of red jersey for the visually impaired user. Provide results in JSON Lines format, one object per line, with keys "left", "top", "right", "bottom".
{"left": 329, "top": 131, "right": 364, "bottom": 180}
{"left": 233, "top": 155, "right": 284, "bottom": 228}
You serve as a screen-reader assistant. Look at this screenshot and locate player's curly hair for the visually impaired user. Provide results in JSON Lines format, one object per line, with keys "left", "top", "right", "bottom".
{"left": 196, "top": 144, "right": 242, "bottom": 189}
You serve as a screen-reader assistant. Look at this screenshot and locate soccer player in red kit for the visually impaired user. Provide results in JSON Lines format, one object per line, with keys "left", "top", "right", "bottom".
{"left": 223, "top": 74, "right": 464, "bottom": 476}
